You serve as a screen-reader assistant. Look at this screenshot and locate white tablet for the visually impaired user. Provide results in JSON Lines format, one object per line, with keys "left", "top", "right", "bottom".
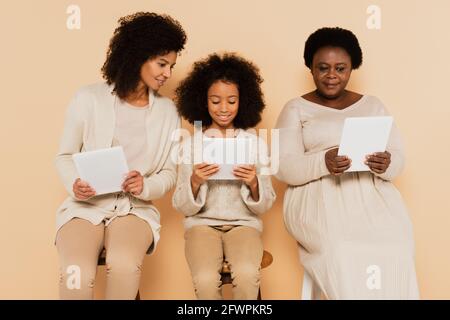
{"left": 338, "top": 116, "right": 393, "bottom": 172}
{"left": 72, "top": 146, "right": 129, "bottom": 195}
{"left": 202, "top": 137, "right": 254, "bottom": 180}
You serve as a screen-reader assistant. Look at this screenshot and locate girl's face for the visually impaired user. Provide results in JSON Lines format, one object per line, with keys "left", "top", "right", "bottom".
{"left": 311, "top": 46, "right": 352, "bottom": 99}
{"left": 140, "top": 51, "right": 177, "bottom": 91}
{"left": 207, "top": 80, "right": 239, "bottom": 130}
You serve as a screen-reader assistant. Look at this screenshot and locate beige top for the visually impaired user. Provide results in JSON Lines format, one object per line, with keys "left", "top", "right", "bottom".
{"left": 112, "top": 99, "right": 149, "bottom": 171}
{"left": 275, "top": 95, "right": 419, "bottom": 299}
{"left": 55, "top": 83, "right": 181, "bottom": 254}
{"left": 172, "top": 130, "right": 276, "bottom": 231}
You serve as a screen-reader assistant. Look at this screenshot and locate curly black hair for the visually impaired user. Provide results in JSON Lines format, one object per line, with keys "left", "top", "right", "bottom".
{"left": 175, "top": 53, "right": 265, "bottom": 130}
{"left": 304, "top": 27, "right": 363, "bottom": 70}
{"left": 101, "top": 12, "right": 187, "bottom": 99}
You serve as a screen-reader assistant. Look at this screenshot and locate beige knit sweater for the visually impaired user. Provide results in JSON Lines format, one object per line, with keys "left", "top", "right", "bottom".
{"left": 172, "top": 130, "right": 276, "bottom": 231}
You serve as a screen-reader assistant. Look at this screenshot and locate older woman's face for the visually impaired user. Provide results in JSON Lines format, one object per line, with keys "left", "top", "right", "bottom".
{"left": 311, "top": 46, "right": 352, "bottom": 99}
{"left": 140, "top": 51, "right": 177, "bottom": 91}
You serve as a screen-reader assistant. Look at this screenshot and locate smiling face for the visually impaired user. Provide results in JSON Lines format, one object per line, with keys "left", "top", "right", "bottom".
{"left": 311, "top": 46, "right": 352, "bottom": 99}
{"left": 207, "top": 80, "right": 239, "bottom": 131}
{"left": 140, "top": 51, "right": 177, "bottom": 91}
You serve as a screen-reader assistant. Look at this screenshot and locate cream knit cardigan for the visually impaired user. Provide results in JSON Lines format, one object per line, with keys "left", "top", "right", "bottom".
{"left": 55, "top": 83, "right": 181, "bottom": 252}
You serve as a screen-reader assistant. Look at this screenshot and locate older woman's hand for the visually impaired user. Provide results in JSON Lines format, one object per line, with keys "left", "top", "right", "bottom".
{"left": 325, "top": 148, "right": 352, "bottom": 176}
{"left": 122, "top": 170, "right": 144, "bottom": 195}
{"left": 365, "top": 151, "right": 391, "bottom": 174}
{"left": 73, "top": 178, "right": 96, "bottom": 200}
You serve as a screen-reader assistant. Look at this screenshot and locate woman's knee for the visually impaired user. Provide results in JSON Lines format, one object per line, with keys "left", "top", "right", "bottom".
{"left": 105, "top": 250, "right": 145, "bottom": 276}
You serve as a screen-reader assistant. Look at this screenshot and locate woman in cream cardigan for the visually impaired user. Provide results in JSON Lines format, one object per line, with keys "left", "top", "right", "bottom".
{"left": 55, "top": 12, "right": 186, "bottom": 299}
{"left": 172, "top": 53, "right": 276, "bottom": 300}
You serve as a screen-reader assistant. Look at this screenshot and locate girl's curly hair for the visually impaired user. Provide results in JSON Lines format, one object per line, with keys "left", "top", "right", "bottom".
{"left": 175, "top": 53, "right": 265, "bottom": 129}
{"left": 101, "top": 12, "right": 187, "bottom": 99}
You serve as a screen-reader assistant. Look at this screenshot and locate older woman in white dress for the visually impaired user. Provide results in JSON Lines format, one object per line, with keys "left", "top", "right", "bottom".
{"left": 276, "top": 27, "right": 419, "bottom": 299}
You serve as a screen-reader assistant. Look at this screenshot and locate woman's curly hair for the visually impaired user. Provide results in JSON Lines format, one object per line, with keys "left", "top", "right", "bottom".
{"left": 101, "top": 12, "right": 187, "bottom": 99}
{"left": 304, "top": 27, "right": 363, "bottom": 70}
{"left": 175, "top": 53, "right": 265, "bottom": 129}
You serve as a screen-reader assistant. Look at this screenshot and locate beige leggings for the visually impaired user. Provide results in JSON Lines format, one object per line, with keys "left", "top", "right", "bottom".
{"left": 56, "top": 215, "right": 153, "bottom": 300}
{"left": 185, "top": 225, "right": 263, "bottom": 300}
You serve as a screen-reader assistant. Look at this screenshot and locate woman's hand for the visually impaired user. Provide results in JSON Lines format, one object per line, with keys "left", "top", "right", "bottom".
{"left": 73, "top": 178, "right": 96, "bottom": 200}
{"left": 191, "top": 163, "right": 220, "bottom": 197}
{"left": 325, "top": 148, "right": 352, "bottom": 176}
{"left": 233, "top": 164, "right": 259, "bottom": 201}
{"left": 122, "top": 170, "right": 144, "bottom": 195}
{"left": 365, "top": 151, "right": 391, "bottom": 174}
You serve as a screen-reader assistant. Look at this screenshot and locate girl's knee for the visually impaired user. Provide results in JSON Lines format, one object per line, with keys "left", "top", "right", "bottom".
{"left": 231, "top": 263, "right": 261, "bottom": 283}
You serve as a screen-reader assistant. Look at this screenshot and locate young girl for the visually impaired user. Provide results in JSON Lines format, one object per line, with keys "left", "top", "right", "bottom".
{"left": 172, "top": 53, "right": 276, "bottom": 300}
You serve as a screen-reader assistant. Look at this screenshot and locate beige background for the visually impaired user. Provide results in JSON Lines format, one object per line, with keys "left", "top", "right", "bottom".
{"left": 1, "top": 0, "right": 449, "bottom": 299}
